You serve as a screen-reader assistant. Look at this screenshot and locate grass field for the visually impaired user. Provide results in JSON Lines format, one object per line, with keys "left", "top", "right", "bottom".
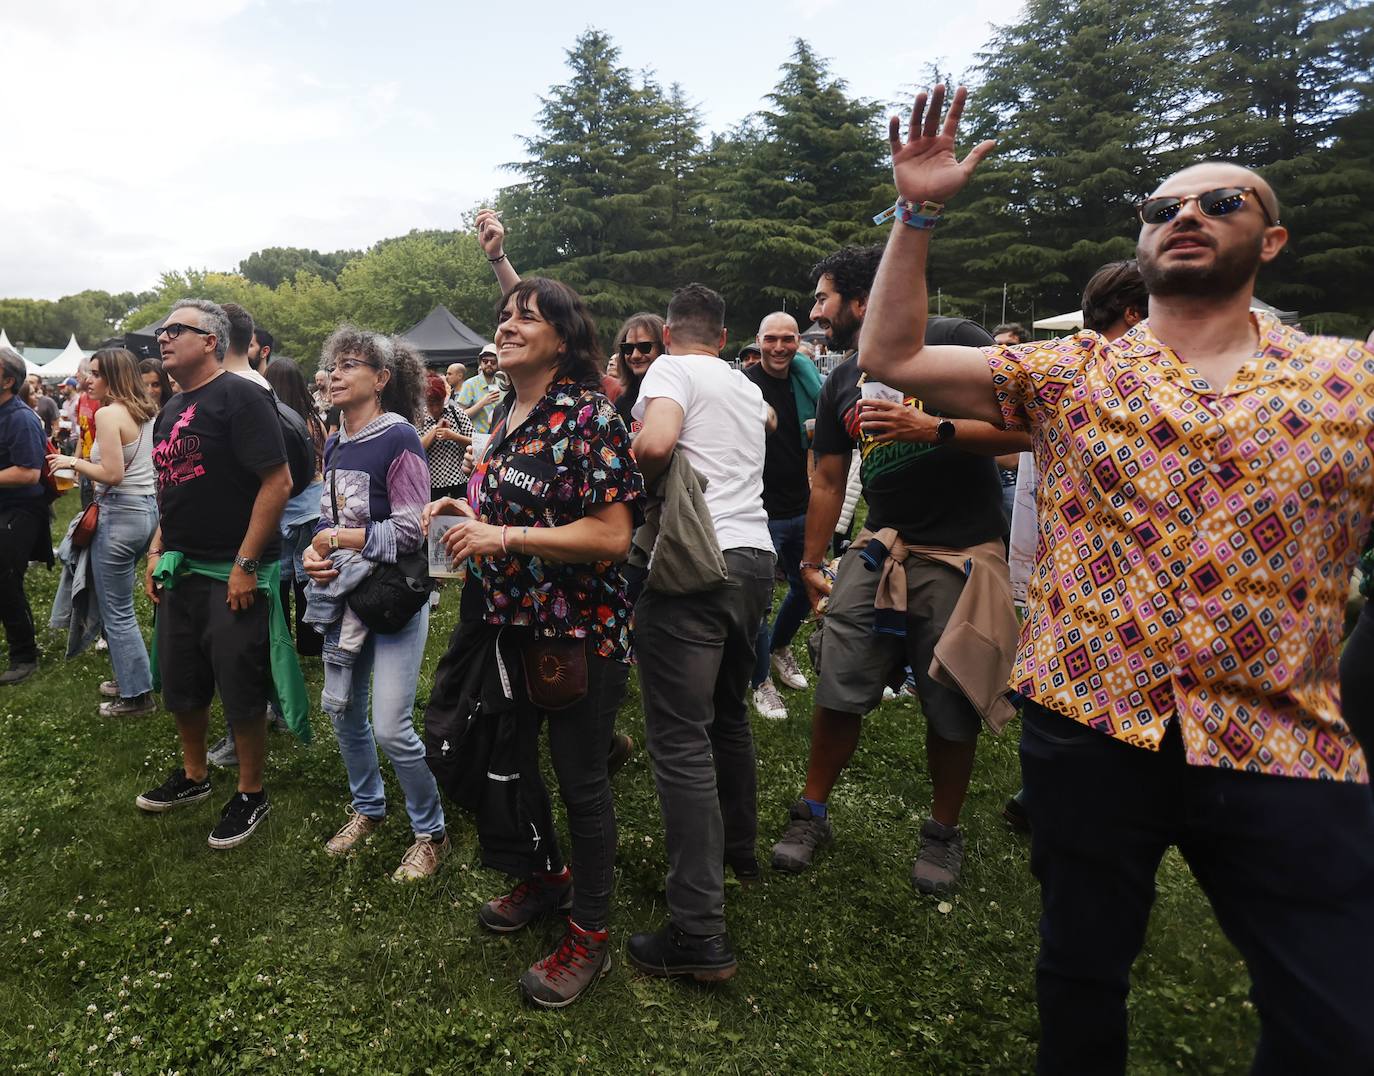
{"left": 0, "top": 498, "right": 1257, "bottom": 1074}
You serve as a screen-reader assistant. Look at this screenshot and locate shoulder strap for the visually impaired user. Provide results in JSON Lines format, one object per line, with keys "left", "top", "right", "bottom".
{"left": 328, "top": 442, "right": 339, "bottom": 526}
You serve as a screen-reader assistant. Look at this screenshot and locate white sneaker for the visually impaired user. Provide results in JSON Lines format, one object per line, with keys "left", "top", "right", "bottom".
{"left": 771, "top": 647, "right": 808, "bottom": 690}
{"left": 753, "top": 679, "right": 788, "bottom": 720}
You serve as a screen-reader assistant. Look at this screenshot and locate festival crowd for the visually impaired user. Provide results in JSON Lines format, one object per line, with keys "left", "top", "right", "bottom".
{"left": 3, "top": 84, "right": 1374, "bottom": 1070}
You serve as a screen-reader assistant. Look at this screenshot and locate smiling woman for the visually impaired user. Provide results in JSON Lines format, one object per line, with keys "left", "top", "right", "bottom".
{"left": 421, "top": 276, "right": 644, "bottom": 1008}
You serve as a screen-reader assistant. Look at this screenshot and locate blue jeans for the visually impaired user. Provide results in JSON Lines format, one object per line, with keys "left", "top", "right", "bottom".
{"left": 752, "top": 513, "right": 808, "bottom": 688}
{"left": 90, "top": 491, "right": 157, "bottom": 698}
{"left": 322, "top": 605, "right": 444, "bottom": 837}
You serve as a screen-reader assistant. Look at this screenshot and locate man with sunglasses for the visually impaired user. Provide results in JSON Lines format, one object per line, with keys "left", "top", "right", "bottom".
{"left": 858, "top": 84, "right": 1374, "bottom": 1074}
{"left": 137, "top": 299, "right": 292, "bottom": 851}
{"left": 455, "top": 344, "right": 504, "bottom": 434}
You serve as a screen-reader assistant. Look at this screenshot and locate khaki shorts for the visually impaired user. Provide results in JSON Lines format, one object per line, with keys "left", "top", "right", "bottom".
{"left": 813, "top": 547, "right": 982, "bottom": 742}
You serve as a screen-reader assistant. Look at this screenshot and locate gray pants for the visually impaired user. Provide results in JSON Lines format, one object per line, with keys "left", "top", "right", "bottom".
{"left": 636, "top": 547, "right": 775, "bottom": 936}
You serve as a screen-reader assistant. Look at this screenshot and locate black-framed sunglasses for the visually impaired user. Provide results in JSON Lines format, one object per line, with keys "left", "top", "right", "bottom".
{"left": 154, "top": 322, "right": 214, "bottom": 341}
{"left": 1137, "top": 187, "right": 1275, "bottom": 226}
{"left": 620, "top": 340, "right": 657, "bottom": 358}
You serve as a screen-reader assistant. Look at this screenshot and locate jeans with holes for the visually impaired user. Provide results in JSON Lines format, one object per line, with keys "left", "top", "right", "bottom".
{"left": 89, "top": 491, "right": 158, "bottom": 698}
{"left": 752, "top": 513, "right": 809, "bottom": 688}
{"left": 322, "top": 604, "right": 444, "bottom": 837}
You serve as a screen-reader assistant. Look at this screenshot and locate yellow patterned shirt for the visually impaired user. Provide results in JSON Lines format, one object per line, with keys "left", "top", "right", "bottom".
{"left": 986, "top": 313, "right": 1373, "bottom": 782}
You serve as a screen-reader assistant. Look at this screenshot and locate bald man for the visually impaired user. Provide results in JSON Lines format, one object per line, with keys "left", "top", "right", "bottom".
{"left": 742, "top": 312, "right": 819, "bottom": 718}
{"left": 859, "top": 85, "right": 1374, "bottom": 1073}
{"left": 444, "top": 362, "right": 466, "bottom": 403}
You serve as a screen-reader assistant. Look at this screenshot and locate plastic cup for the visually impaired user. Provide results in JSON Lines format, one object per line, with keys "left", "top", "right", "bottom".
{"left": 428, "top": 515, "right": 469, "bottom": 580}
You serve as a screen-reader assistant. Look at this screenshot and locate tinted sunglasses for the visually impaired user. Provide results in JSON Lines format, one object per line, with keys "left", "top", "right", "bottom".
{"left": 154, "top": 322, "right": 214, "bottom": 341}
{"left": 1137, "top": 187, "right": 1275, "bottom": 226}
{"left": 620, "top": 340, "right": 657, "bottom": 358}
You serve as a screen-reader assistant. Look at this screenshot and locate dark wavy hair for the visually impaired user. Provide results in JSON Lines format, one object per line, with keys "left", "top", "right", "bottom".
{"left": 1081, "top": 260, "right": 1149, "bottom": 336}
{"left": 320, "top": 325, "right": 426, "bottom": 425}
{"left": 496, "top": 277, "right": 602, "bottom": 389}
{"left": 265, "top": 356, "right": 326, "bottom": 460}
{"left": 810, "top": 244, "right": 885, "bottom": 305}
{"left": 613, "top": 311, "right": 665, "bottom": 398}
{"left": 138, "top": 357, "right": 174, "bottom": 407}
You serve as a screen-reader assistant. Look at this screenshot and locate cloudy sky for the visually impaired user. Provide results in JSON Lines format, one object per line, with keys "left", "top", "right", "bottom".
{"left": 4, "top": 0, "right": 1023, "bottom": 300}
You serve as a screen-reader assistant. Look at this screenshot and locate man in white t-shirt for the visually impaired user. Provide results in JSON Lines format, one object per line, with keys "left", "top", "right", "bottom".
{"left": 627, "top": 283, "right": 776, "bottom": 984}
{"left": 220, "top": 303, "right": 270, "bottom": 390}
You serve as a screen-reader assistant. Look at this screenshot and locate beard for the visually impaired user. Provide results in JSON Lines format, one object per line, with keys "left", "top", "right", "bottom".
{"left": 1138, "top": 228, "right": 1264, "bottom": 300}
{"left": 826, "top": 306, "right": 862, "bottom": 351}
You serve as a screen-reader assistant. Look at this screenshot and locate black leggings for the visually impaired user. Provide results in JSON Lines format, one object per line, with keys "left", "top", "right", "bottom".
{"left": 1340, "top": 601, "right": 1374, "bottom": 756}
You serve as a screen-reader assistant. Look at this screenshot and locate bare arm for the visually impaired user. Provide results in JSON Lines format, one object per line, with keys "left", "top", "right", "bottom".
{"left": 856, "top": 399, "right": 1030, "bottom": 455}
{"left": 440, "top": 501, "right": 633, "bottom": 565}
{"left": 0, "top": 465, "right": 39, "bottom": 487}
{"left": 64, "top": 406, "right": 127, "bottom": 486}
{"left": 476, "top": 209, "right": 521, "bottom": 294}
{"left": 632, "top": 397, "right": 685, "bottom": 487}
{"left": 798, "top": 452, "right": 851, "bottom": 612}
{"left": 855, "top": 85, "right": 1004, "bottom": 424}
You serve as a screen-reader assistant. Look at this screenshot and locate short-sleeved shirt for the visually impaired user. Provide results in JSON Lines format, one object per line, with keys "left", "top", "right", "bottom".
{"left": 456, "top": 374, "right": 501, "bottom": 434}
{"left": 76, "top": 393, "right": 102, "bottom": 460}
{"left": 987, "top": 313, "right": 1374, "bottom": 783}
{"left": 152, "top": 371, "right": 287, "bottom": 560}
{"left": 0, "top": 395, "right": 46, "bottom": 506}
{"left": 462, "top": 380, "right": 644, "bottom": 660}
{"left": 813, "top": 325, "right": 1008, "bottom": 548}
{"left": 633, "top": 353, "right": 773, "bottom": 553}
{"left": 417, "top": 401, "right": 474, "bottom": 489}
{"left": 745, "top": 363, "right": 810, "bottom": 520}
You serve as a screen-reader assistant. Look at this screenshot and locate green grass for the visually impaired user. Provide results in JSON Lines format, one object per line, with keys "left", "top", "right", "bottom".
{"left": 0, "top": 498, "right": 1256, "bottom": 1074}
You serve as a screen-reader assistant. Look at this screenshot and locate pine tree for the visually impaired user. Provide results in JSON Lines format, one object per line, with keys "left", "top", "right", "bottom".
{"left": 695, "top": 40, "right": 889, "bottom": 339}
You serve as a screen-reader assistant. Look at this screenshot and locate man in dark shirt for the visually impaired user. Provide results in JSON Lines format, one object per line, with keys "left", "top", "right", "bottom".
{"left": 743, "top": 312, "right": 818, "bottom": 720}
{"left": 136, "top": 298, "right": 291, "bottom": 850}
{"left": 769, "top": 245, "right": 1029, "bottom": 895}
{"left": 0, "top": 348, "right": 48, "bottom": 685}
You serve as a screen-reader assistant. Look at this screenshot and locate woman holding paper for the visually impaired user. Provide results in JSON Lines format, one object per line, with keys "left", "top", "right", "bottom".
{"left": 423, "top": 276, "right": 642, "bottom": 1009}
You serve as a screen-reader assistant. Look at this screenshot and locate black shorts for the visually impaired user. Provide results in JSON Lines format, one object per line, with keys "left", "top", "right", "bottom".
{"left": 156, "top": 573, "right": 271, "bottom": 723}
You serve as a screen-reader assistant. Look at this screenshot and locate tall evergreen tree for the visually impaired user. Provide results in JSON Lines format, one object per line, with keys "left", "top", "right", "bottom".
{"left": 494, "top": 30, "right": 706, "bottom": 327}
{"left": 696, "top": 40, "right": 889, "bottom": 339}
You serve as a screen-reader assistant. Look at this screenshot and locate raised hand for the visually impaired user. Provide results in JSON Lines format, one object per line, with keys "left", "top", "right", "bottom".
{"left": 888, "top": 84, "right": 996, "bottom": 206}
{"left": 475, "top": 209, "right": 505, "bottom": 258}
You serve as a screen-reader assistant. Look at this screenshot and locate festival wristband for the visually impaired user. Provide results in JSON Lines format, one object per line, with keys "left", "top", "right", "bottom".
{"left": 873, "top": 199, "right": 945, "bottom": 229}
{"left": 799, "top": 561, "right": 825, "bottom": 572}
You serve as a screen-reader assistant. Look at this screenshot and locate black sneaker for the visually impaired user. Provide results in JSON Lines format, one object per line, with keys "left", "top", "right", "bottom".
{"left": 627, "top": 922, "right": 737, "bottom": 982}
{"left": 725, "top": 853, "right": 761, "bottom": 883}
{"left": 607, "top": 733, "right": 634, "bottom": 778}
{"left": 1002, "top": 791, "right": 1031, "bottom": 835}
{"left": 136, "top": 768, "right": 212, "bottom": 813}
{"left": 208, "top": 791, "right": 271, "bottom": 849}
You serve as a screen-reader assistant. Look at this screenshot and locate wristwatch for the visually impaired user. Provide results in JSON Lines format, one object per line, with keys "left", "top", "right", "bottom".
{"left": 935, "top": 420, "right": 956, "bottom": 444}
{"left": 328, "top": 528, "right": 340, "bottom": 550}
{"left": 233, "top": 554, "right": 260, "bottom": 573}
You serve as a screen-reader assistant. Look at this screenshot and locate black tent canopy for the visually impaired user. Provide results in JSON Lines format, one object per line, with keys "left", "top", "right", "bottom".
{"left": 402, "top": 305, "right": 490, "bottom": 368}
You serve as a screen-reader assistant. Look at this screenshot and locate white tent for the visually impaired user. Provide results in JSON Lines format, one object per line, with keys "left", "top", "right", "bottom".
{"left": 40, "top": 335, "right": 90, "bottom": 380}
{"left": 0, "top": 329, "right": 46, "bottom": 376}
{"left": 0, "top": 329, "right": 13, "bottom": 352}
{"left": 1033, "top": 310, "right": 1084, "bottom": 331}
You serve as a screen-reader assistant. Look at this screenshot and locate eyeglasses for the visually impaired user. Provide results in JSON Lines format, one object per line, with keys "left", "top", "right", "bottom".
{"left": 620, "top": 341, "right": 657, "bottom": 358}
{"left": 154, "top": 322, "right": 214, "bottom": 341}
{"left": 1137, "top": 187, "right": 1275, "bottom": 226}
{"left": 326, "top": 357, "right": 379, "bottom": 375}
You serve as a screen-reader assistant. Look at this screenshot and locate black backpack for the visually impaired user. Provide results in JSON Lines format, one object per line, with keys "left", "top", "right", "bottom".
{"left": 267, "top": 387, "right": 316, "bottom": 496}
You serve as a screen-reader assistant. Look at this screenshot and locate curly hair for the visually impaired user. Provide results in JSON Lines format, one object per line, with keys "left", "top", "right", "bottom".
{"left": 496, "top": 277, "right": 603, "bottom": 389}
{"left": 612, "top": 312, "right": 665, "bottom": 396}
{"left": 319, "top": 324, "right": 425, "bottom": 425}
{"left": 809, "top": 245, "right": 885, "bottom": 306}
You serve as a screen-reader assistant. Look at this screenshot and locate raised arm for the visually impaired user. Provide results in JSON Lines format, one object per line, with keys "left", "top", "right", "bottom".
{"left": 476, "top": 209, "right": 521, "bottom": 295}
{"left": 856, "top": 85, "right": 1004, "bottom": 425}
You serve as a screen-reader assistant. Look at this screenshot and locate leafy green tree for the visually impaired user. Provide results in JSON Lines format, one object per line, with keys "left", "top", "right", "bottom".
{"left": 336, "top": 231, "right": 497, "bottom": 339}
{"left": 239, "top": 247, "right": 359, "bottom": 288}
{"left": 695, "top": 40, "right": 890, "bottom": 339}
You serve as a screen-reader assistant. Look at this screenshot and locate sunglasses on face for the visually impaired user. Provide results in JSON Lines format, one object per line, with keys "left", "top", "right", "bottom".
{"left": 154, "top": 322, "right": 213, "bottom": 341}
{"left": 1137, "top": 186, "right": 1274, "bottom": 226}
{"left": 620, "top": 341, "right": 657, "bottom": 358}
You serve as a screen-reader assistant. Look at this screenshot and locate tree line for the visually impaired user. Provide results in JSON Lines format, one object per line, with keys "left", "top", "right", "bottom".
{"left": 7, "top": 1, "right": 1372, "bottom": 368}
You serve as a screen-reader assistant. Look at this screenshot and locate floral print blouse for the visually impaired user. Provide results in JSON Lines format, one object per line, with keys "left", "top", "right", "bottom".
{"left": 463, "top": 378, "right": 644, "bottom": 661}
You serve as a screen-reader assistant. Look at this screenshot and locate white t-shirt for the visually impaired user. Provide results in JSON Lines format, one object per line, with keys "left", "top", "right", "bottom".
{"left": 634, "top": 352, "right": 772, "bottom": 553}
{"left": 230, "top": 367, "right": 271, "bottom": 391}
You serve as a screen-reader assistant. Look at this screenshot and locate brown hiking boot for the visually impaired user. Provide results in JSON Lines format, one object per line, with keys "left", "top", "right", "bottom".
{"left": 519, "top": 921, "right": 612, "bottom": 1008}
{"left": 911, "top": 818, "right": 964, "bottom": 895}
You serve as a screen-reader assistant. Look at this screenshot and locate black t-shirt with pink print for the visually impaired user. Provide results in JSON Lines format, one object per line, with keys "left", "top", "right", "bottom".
{"left": 152, "top": 371, "right": 286, "bottom": 560}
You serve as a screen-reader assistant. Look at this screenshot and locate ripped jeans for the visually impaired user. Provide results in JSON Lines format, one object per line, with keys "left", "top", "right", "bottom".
{"left": 320, "top": 604, "right": 443, "bottom": 837}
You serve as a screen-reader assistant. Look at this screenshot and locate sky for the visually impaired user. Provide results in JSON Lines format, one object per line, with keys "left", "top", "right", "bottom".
{"left": 3, "top": 0, "right": 1024, "bottom": 301}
